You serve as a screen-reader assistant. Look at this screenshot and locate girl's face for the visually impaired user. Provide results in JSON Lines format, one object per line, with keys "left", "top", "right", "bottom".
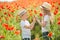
{"left": 22, "top": 12, "right": 29, "bottom": 20}
{"left": 41, "top": 8, "right": 45, "bottom": 16}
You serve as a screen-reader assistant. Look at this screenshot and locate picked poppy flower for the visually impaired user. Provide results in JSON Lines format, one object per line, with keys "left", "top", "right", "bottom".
{"left": 15, "top": 30, "right": 21, "bottom": 35}
{"left": 34, "top": 10, "right": 37, "bottom": 14}
{"left": 48, "top": 32, "right": 53, "bottom": 37}
{"left": 0, "top": 35, "right": 5, "bottom": 39}
{"left": 39, "top": 13, "right": 43, "bottom": 17}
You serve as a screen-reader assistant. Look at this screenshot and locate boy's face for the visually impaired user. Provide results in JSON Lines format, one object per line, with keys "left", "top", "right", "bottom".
{"left": 22, "top": 12, "right": 29, "bottom": 20}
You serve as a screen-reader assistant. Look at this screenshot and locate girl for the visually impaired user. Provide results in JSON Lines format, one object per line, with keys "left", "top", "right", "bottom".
{"left": 35, "top": 2, "right": 53, "bottom": 40}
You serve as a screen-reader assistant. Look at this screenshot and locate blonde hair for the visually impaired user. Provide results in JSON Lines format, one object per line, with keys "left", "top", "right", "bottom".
{"left": 42, "top": 6, "right": 51, "bottom": 16}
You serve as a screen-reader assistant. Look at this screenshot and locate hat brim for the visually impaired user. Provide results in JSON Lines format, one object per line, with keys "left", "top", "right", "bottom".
{"left": 40, "top": 6, "right": 50, "bottom": 10}
{"left": 40, "top": 6, "right": 43, "bottom": 9}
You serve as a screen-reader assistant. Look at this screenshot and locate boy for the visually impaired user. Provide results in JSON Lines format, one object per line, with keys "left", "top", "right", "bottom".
{"left": 18, "top": 9, "right": 36, "bottom": 40}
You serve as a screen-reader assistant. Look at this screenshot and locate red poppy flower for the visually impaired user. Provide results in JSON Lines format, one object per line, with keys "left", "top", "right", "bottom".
{"left": 57, "top": 21, "right": 60, "bottom": 25}
{"left": 2, "top": 23, "right": 12, "bottom": 30}
{"left": 11, "top": 10, "right": 15, "bottom": 13}
{"left": 8, "top": 13, "right": 11, "bottom": 17}
{"left": 5, "top": 27, "right": 10, "bottom": 30}
{"left": 54, "top": 9, "right": 58, "bottom": 15}
{"left": 52, "top": 5, "right": 55, "bottom": 8}
{"left": 48, "top": 32, "right": 53, "bottom": 37}
{"left": 0, "top": 35, "right": 5, "bottom": 39}
{"left": 53, "top": 2, "right": 55, "bottom": 3}
{"left": 0, "top": 4, "right": 4, "bottom": 9}
{"left": 5, "top": 17, "right": 9, "bottom": 21}
{"left": 4, "top": 12, "right": 6, "bottom": 14}
{"left": 56, "top": 7, "right": 59, "bottom": 9}
{"left": 58, "top": 2, "right": 60, "bottom": 5}
{"left": 6, "top": 26, "right": 14, "bottom": 31}
{"left": 15, "top": 30, "right": 21, "bottom": 35}
{"left": 10, "top": 9, "right": 15, "bottom": 13}
{"left": 28, "top": 10, "right": 33, "bottom": 13}
{"left": 39, "top": 13, "right": 43, "bottom": 17}
{"left": 54, "top": 11, "right": 57, "bottom": 15}
{"left": 57, "top": 17, "right": 60, "bottom": 21}
{"left": 6, "top": 5, "right": 11, "bottom": 9}
{"left": 9, "top": 26, "right": 14, "bottom": 31}
{"left": 2, "top": 23, "right": 9, "bottom": 28}
{"left": 30, "top": 13, "right": 32, "bottom": 16}
{"left": 34, "top": 10, "right": 37, "bottom": 14}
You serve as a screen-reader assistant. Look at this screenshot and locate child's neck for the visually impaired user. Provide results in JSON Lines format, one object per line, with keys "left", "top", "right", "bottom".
{"left": 22, "top": 18, "right": 26, "bottom": 21}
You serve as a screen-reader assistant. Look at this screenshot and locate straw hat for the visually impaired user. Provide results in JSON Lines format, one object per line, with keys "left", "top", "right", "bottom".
{"left": 18, "top": 9, "right": 27, "bottom": 16}
{"left": 40, "top": 2, "right": 52, "bottom": 10}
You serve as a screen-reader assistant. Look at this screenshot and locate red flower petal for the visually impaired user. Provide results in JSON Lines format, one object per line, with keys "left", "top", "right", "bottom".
{"left": 15, "top": 30, "right": 21, "bottom": 35}
{"left": 54, "top": 9, "right": 58, "bottom": 15}
{"left": 8, "top": 13, "right": 11, "bottom": 17}
{"left": 4, "top": 12, "right": 7, "bottom": 15}
{"left": 58, "top": 2, "right": 60, "bottom": 5}
{"left": 57, "top": 17, "right": 60, "bottom": 21}
{"left": 0, "top": 4, "right": 4, "bottom": 9}
{"left": 0, "top": 18, "right": 2, "bottom": 22}
{"left": 48, "top": 32, "right": 53, "bottom": 37}
{"left": 57, "top": 21, "right": 60, "bottom": 25}
{"left": 2, "top": 23, "right": 9, "bottom": 28}
{"left": 5, "top": 17, "right": 9, "bottom": 21}
{"left": 0, "top": 35, "right": 5, "bottom": 39}
{"left": 39, "top": 13, "right": 43, "bottom": 16}
{"left": 52, "top": 5, "right": 55, "bottom": 7}
{"left": 34, "top": 10, "right": 37, "bottom": 14}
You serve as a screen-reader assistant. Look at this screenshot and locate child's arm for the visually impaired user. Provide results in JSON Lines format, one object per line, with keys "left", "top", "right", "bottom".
{"left": 30, "top": 17, "right": 36, "bottom": 30}
{"left": 35, "top": 16, "right": 41, "bottom": 25}
{"left": 24, "top": 17, "right": 36, "bottom": 30}
{"left": 35, "top": 16, "right": 47, "bottom": 27}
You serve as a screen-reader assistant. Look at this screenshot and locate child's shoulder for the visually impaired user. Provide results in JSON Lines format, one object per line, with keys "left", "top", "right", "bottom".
{"left": 44, "top": 15, "right": 49, "bottom": 18}
{"left": 20, "top": 20, "right": 24, "bottom": 23}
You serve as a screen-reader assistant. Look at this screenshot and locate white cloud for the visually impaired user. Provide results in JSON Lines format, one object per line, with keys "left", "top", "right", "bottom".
{"left": 0, "top": 0, "right": 16, "bottom": 2}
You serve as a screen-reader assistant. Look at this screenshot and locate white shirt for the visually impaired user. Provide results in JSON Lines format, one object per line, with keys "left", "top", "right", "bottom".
{"left": 42, "top": 15, "right": 50, "bottom": 32}
{"left": 20, "top": 20, "right": 31, "bottom": 39}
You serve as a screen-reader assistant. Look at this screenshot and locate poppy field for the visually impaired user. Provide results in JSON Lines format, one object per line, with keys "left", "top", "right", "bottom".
{"left": 0, "top": 1, "right": 60, "bottom": 40}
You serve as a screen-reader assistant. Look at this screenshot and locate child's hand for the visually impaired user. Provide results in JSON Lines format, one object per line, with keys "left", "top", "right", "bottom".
{"left": 33, "top": 16, "right": 36, "bottom": 22}
{"left": 34, "top": 15, "right": 38, "bottom": 20}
